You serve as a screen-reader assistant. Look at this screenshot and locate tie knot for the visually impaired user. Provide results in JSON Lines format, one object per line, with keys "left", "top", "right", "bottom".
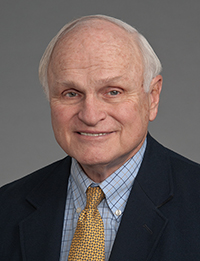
{"left": 86, "top": 186, "right": 105, "bottom": 209}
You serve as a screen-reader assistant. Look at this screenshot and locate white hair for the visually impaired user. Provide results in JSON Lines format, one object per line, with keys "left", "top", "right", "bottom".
{"left": 39, "top": 14, "right": 162, "bottom": 99}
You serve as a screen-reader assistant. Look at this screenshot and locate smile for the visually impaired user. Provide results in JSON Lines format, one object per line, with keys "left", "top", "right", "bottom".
{"left": 79, "top": 132, "right": 108, "bottom": 137}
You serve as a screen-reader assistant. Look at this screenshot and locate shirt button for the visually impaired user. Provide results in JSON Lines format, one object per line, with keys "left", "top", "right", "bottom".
{"left": 115, "top": 209, "right": 122, "bottom": 216}
{"left": 76, "top": 207, "right": 82, "bottom": 213}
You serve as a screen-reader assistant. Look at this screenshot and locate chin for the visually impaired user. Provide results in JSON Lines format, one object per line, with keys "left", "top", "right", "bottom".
{"left": 77, "top": 154, "right": 111, "bottom": 167}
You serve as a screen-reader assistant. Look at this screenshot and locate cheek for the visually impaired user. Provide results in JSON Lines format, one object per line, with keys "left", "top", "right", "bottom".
{"left": 50, "top": 105, "right": 74, "bottom": 151}
{"left": 51, "top": 105, "right": 69, "bottom": 132}
{"left": 137, "top": 93, "right": 151, "bottom": 122}
{"left": 142, "top": 103, "right": 150, "bottom": 123}
{"left": 120, "top": 99, "right": 149, "bottom": 131}
{"left": 51, "top": 108, "right": 61, "bottom": 127}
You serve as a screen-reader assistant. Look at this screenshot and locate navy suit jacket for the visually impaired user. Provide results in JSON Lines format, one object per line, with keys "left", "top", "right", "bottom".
{"left": 1, "top": 134, "right": 200, "bottom": 261}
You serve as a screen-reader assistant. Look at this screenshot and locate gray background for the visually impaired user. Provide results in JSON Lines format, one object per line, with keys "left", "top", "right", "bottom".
{"left": 1, "top": 0, "right": 200, "bottom": 186}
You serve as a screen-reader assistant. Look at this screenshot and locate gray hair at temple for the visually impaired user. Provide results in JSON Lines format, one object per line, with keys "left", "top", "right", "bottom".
{"left": 39, "top": 14, "right": 162, "bottom": 100}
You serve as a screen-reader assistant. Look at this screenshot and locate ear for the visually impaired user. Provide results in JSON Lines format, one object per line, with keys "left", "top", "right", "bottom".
{"left": 149, "top": 75, "right": 162, "bottom": 122}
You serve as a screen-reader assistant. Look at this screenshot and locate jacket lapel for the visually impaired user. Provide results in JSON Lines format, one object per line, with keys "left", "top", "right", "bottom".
{"left": 18, "top": 135, "right": 173, "bottom": 261}
{"left": 19, "top": 157, "right": 71, "bottom": 261}
{"left": 109, "top": 134, "right": 174, "bottom": 261}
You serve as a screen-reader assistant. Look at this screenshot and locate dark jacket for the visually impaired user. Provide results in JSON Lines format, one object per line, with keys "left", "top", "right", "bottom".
{"left": 1, "top": 134, "right": 200, "bottom": 260}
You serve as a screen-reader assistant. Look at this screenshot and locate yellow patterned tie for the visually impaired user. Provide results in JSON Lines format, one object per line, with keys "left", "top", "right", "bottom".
{"left": 68, "top": 186, "right": 105, "bottom": 260}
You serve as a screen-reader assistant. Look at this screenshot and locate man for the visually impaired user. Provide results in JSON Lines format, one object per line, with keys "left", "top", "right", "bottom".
{"left": 0, "top": 15, "right": 200, "bottom": 261}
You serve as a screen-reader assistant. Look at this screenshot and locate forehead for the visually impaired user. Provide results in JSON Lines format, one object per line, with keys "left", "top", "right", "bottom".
{"left": 49, "top": 20, "right": 143, "bottom": 77}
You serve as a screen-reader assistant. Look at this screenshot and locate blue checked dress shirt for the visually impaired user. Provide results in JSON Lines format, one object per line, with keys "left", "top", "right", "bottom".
{"left": 60, "top": 139, "right": 146, "bottom": 261}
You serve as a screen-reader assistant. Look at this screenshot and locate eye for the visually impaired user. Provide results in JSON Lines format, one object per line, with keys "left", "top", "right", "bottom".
{"left": 62, "top": 90, "right": 79, "bottom": 98}
{"left": 108, "top": 90, "right": 121, "bottom": 96}
{"left": 65, "top": 92, "right": 77, "bottom": 97}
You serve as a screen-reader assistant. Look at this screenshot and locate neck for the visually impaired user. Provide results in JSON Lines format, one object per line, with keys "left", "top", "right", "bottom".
{"left": 79, "top": 138, "right": 146, "bottom": 183}
{"left": 80, "top": 164, "right": 117, "bottom": 183}
{"left": 79, "top": 153, "right": 136, "bottom": 183}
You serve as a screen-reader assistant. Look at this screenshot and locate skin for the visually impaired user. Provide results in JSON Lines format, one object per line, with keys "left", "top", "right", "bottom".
{"left": 48, "top": 20, "right": 162, "bottom": 182}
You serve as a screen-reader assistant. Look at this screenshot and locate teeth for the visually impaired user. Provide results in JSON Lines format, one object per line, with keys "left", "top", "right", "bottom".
{"left": 80, "top": 132, "right": 107, "bottom": 136}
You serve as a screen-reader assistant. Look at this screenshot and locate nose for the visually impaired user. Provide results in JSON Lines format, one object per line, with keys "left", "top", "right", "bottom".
{"left": 77, "top": 95, "right": 106, "bottom": 126}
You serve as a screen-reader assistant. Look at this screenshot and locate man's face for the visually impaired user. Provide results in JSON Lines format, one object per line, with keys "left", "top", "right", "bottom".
{"left": 48, "top": 21, "right": 161, "bottom": 179}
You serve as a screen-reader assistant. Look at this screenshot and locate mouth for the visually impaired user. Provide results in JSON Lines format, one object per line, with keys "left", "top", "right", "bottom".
{"left": 78, "top": 132, "right": 109, "bottom": 137}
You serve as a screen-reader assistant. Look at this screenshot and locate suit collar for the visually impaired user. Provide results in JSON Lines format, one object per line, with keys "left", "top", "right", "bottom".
{"left": 19, "top": 157, "right": 71, "bottom": 261}
{"left": 109, "top": 134, "right": 173, "bottom": 261}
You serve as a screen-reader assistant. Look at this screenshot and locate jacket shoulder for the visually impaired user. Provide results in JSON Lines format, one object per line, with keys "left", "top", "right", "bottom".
{"left": 0, "top": 157, "right": 70, "bottom": 200}
{"left": 148, "top": 134, "right": 200, "bottom": 171}
{"left": 164, "top": 143, "right": 200, "bottom": 174}
{"left": 150, "top": 135, "right": 200, "bottom": 199}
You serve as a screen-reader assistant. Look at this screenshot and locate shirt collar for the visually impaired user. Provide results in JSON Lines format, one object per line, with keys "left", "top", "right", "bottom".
{"left": 70, "top": 138, "right": 147, "bottom": 218}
